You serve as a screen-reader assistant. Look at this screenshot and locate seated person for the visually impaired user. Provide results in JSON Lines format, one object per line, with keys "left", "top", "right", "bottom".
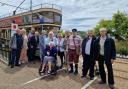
{"left": 40, "top": 42, "right": 57, "bottom": 74}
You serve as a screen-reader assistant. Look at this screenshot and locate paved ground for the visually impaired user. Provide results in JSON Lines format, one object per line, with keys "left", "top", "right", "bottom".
{"left": 0, "top": 58, "right": 127, "bottom": 89}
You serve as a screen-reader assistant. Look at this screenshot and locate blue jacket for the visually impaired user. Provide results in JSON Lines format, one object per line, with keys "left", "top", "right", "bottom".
{"left": 94, "top": 36, "right": 116, "bottom": 62}
{"left": 39, "top": 35, "right": 47, "bottom": 50}
{"left": 44, "top": 46, "right": 57, "bottom": 57}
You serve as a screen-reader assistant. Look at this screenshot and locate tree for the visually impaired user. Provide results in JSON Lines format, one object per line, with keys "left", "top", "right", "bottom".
{"left": 94, "top": 11, "right": 128, "bottom": 40}
{"left": 94, "top": 19, "right": 114, "bottom": 36}
{"left": 112, "top": 11, "right": 128, "bottom": 39}
{"left": 78, "top": 31, "right": 87, "bottom": 39}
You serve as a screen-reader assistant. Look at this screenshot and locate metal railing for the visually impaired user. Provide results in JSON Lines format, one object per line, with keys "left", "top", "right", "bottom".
{"left": 0, "top": 3, "right": 62, "bottom": 19}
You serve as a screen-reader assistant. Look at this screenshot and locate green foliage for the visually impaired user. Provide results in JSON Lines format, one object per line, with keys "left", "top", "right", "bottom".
{"left": 113, "top": 11, "right": 128, "bottom": 39}
{"left": 78, "top": 31, "right": 87, "bottom": 39}
{"left": 94, "top": 19, "right": 114, "bottom": 35}
{"left": 94, "top": 11, "right": 128, "bottom": 40}
{"left": 116, "top": 41, "right": 128, "bottom": 56}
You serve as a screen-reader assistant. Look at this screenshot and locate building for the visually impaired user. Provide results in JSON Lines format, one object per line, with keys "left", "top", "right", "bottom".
{"left": 0, "top": 3, "right": 62, "bottom": 63}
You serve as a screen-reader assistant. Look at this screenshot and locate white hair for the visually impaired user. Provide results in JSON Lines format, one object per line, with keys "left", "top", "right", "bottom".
{"left": 99, "top": 28, "right": 107, "bottom": 32}
{"left": 49, "top": 41, "right": 55, "bottom": 46}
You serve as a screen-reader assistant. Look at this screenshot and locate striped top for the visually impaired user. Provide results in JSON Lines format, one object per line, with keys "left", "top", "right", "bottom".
{"left": 67, "top": 35, "right": 82, "bottom": 50}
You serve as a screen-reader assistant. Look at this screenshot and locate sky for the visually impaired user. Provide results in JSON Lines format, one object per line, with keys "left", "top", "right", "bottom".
{"left": 0, "top": 0, "right": 128, "bottom": 31}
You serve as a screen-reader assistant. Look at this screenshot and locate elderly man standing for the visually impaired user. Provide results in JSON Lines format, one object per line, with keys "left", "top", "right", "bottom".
{"left": 39, "top": 30, "right": 47, "bottom": 62}
{"left": 28, "top": 27, "right": 35, "bottom": 39}
{"left": 10, "top": 30, "right": 23, "bottom": 68}
{"left": 81, "top": 30, "right": 96, "bottom": 80}
{"left": 94, "top": 28, "right": 116, "bottom": 89}
{"left": 28, "top": 31, "right": 39, "bottom": 63}
{"left": 67, "top": 29, "right": 82, "bottom": 75}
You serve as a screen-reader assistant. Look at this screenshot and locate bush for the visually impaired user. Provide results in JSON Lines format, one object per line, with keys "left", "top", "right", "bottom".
{"left": 116, "top": 41, "right": 128, "bottom": 56}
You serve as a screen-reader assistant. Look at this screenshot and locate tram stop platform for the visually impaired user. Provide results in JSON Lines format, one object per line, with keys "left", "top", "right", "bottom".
{"left": 0, "top": 57, "right": 128, "bottom": 89}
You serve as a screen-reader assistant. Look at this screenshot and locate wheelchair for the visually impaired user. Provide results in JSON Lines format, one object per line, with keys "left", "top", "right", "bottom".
{"left": 38, "top": 53, "right": 59, "bottom": 76}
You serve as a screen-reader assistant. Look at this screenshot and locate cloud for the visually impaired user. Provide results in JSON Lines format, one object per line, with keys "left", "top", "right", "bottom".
{"left": 0, "top": 0, "right": 128, "bottom": 31}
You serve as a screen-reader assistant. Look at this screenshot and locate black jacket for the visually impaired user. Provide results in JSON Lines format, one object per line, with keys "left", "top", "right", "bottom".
{"left": 82, "top": 36, "right": 96, "bottom": 59}
{"left": 28, "top": 35, "right": 39, "bottom": 49}
{"left": 94, "top": 36, "right": 116, "bottom": 62}
{"left": 16, "top": 34, "right": 23, "bottom": 49}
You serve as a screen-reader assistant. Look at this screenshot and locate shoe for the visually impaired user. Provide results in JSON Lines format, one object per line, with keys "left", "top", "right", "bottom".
{"left": 33, "top": 61, "right": 36, "bottom": 64}
{"left": 48, "top": 71, "right": 51, "bottom": 74}
{"left": 60, "top": 65, "right": 63, "bottom": 69}
{"left": 15, "top": 64, "right": 21, "bottom": 66}
{"left": 74, "top": 71, "right": 78, "bottom": 75}
{"left": 81, "top": 75, "right": 86, "bottom": 78}
{"left": 11, "top": 66, "right": 14, "bottom": 68}
{"left": 68, "top": 70, "right": 73, "bottom": 74}
{"left": 40, "top": 70, "right": 45, "bottom": 73}
{"left": 98, "top": 81, "right": 106, "bottom": 84}
{"left": 90, "top": 77, "right": 94, "bottom": 80}
{"left": 109, "top": 84, "right": 115, "bottom": 89}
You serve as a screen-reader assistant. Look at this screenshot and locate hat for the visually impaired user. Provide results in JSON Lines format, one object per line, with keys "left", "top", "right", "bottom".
{"left": 72, "top": 29, "right": 77, "bottom": 32}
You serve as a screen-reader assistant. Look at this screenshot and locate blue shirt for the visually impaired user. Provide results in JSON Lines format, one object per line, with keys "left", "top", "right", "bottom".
{"left": 85, "top": 37, "right": 92, "bottom": 55}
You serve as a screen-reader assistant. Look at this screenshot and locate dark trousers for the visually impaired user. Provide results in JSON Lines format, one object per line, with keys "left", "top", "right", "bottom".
{"left": 28, "top": 48, "right": 36, "bottom": 62}
{"left": 82, "top": 54, "right": 95, "bottom": 78}
{"left": 98, "top": 55, "right": 114, "bottom": 84}
{"left": 58, "top": 51, "right": 65, "bottom": 67}
{"left": 11, "top": 49, "right": 21, "bottom": 66}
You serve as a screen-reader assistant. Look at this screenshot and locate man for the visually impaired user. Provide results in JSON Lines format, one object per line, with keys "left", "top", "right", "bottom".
{"left": 67, "top": 29, "right": 82, "bottom": 75}
{"left": 28, "top": 27, "right": 35, "bottom": 39}
{"left": 81, "top": 30, "right": 96, "bottom": 80}
{"left": 94, "top": 28, "right": 116, "bottom": 89}
{"left": 10, "top": 30, "right": 23, "bottom": 68}
{"left": 28, "top": 31, "right": 39, "bottom": 62}
{"left": 39, "top": 30, "right": 47, "bottom": 61}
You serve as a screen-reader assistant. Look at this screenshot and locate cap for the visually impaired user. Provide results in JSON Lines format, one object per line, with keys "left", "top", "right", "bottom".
{"left": 72, "top": 29, "right": 77, "bottom": 32}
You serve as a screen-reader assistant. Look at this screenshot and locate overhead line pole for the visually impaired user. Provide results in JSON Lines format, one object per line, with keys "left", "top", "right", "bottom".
{"left": 13, "top": 0, "right": 26, "bottom": 15}
{"left": 0, "top": 1, "right": 27, "bottom": 10}
{"left": 30, "top": 0, "right": 33, "bottom": 24}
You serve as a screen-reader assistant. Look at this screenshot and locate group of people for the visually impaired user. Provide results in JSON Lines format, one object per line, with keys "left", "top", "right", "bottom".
{"left": 9, "top": 27, "right": 116, "bottom": 89}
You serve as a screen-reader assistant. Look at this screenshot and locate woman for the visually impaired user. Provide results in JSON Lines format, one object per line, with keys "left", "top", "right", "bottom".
{"left": 57, "top": 33, "right": 65, "bottom": 68}
{"left": 40, "top": 42, "right": 57, "bottom": 74}
{"left": 45, "top": 31, "right": 57, "bottom": 46}
{"left": 20, "top": 29, "right": 28, "bottom": 64}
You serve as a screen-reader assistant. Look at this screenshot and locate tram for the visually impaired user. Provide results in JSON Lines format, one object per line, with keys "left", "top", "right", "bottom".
{"left": 0, "top": 4, "right": 62, "bottom": 62}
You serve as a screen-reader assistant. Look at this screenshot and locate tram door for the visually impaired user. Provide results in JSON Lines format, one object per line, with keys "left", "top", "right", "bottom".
{"left": 0, "top": 29, "right": 11, "bottom": 63}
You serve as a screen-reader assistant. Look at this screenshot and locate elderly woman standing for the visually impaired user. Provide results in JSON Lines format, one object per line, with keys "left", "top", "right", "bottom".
{"left": 20, "top": 29, "right": 28, "bottom": 64}
{"left": 57, "top": 33, "right": 65, "bottom": 68}
{"left": 45, "top": 31, "right": 57, "bottom": 46}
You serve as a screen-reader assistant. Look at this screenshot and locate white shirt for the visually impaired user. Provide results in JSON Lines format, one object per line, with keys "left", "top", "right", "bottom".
{"left": 57, "top": 38, "right": 65, "bottom": 52}
{"left": 100, "top": 36, "right": 106, "bottom": 56}
{"left": 85, "top": 37, "right": 92, "bottom": 55}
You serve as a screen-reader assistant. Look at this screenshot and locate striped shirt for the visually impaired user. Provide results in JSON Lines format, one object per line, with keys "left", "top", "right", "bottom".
{"left": 67, "top": 35, "right": 82, "bottom": 50}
